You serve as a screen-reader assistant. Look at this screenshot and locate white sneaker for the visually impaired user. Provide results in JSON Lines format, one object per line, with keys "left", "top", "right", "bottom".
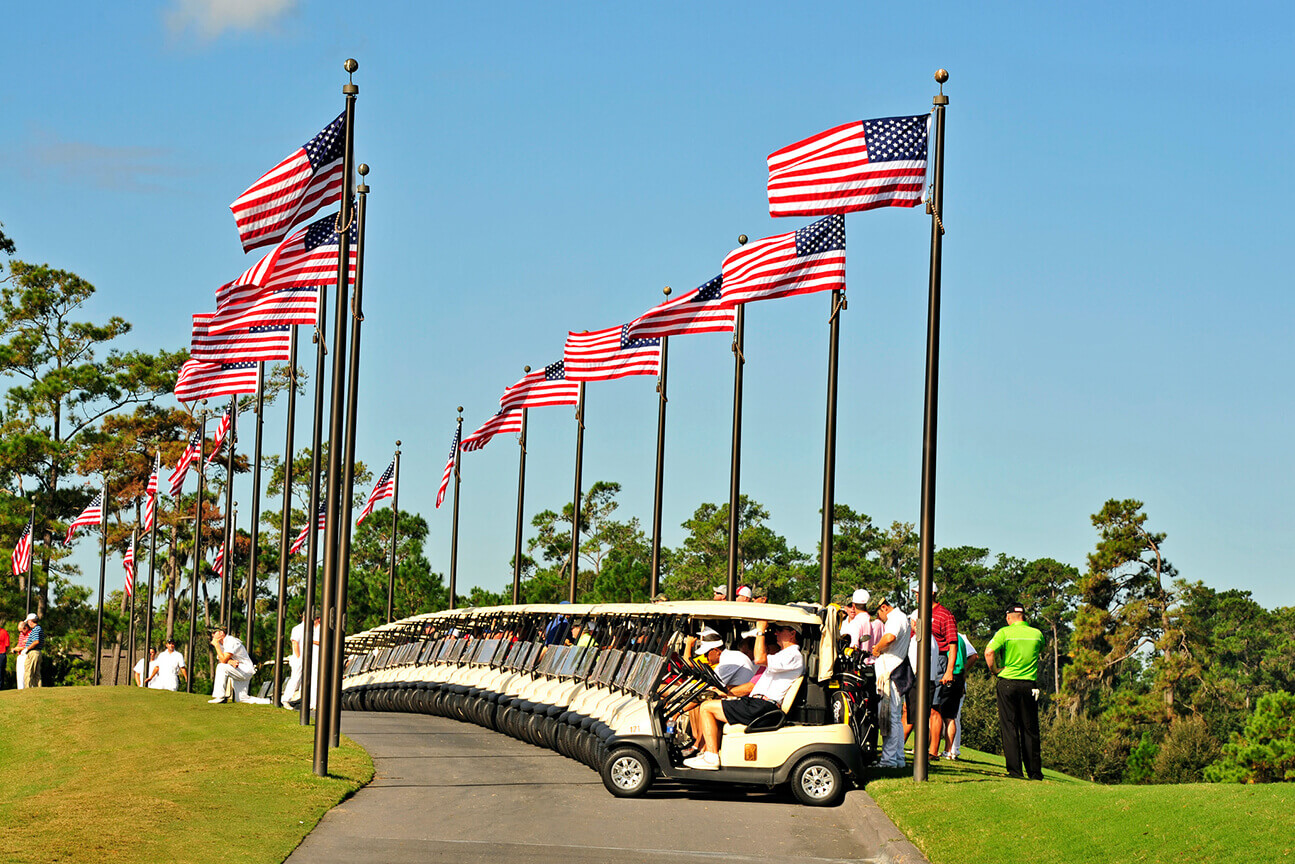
{"left": 683, "top": 752, "right": 720, "bottom": 770}
{"left": 207, "top": 697, "right": 228, "bottom": 704}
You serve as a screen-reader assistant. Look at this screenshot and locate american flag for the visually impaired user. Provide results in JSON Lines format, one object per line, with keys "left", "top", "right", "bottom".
{"left": 624, "top": 275, "right": 735, "bottom": 340}
{"left": 357, "top": 458, "right": 397, "bottom": 525}
{"left": 230, "top": 112, "right": 347, "bottom": 253}
{"left": 168, "top": 431, "right": 203, "bottom": 497}
{"left": 290, "top": 505, "right": 327, "bottom": 555}
{"left": 461, "top": 409, "right": 523, "bottom": 453}
{"left": 720, "top": 214, "right": 846, "bottom": 306}
{"left": 499, "top": 361, "right": 580, "bottom": 411}
{"left": 206, "top": 408, "right": 234, "bottom": 465}
{"left": 143, "top": 459, "right": 160, "bottom": 532}
{"left": 64, "top": 491, "right": 104, "bottom": 546}
{"left": 436, "top": 426, "right": 461, "bottom": 509}
{"left": 11, "top": 520, "right": 32, "bottom": 577}
{"left": 175, "top": 360, "right": 258, "bottom": 403}
{"left": 564, "top": 325, "right": 661, "bottom": 382}
{"left": 212, "top": 544, "right": 225, "bottom": 577}
{"left": 767, "top": 115, "right": 929, "bottom": 217}
{"left": 208, "top": 213, "right": 356, "bottom": 336}
{"left": 123, "top": 542, "right": 135, "bottom": 595}
{"left": 191, "top": 314, "right": 291, "bottom": 364}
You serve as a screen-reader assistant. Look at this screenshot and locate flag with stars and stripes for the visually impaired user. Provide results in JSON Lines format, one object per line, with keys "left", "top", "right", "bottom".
{"left": 208, "top": 212, "right": 356, "bottom": 335}
{"left": 564, "top": 325, "right": 661, "bottom": 382}
{"left": 212, "top": 545, "right": 226, "bottom": 577}
{"left": 206, "top": 409, "right": 235, "bottom": 465}
{"left": 168, "top": 431, "right": 203, "bottom": 497}
{"left": 461, "top": 409, "right": 523, "bottom": 454}
{"left": 499, "top": 361, "right": 580, "bottom": 411}
{"left": 767, "top": 114, "right": 929, "bottom": 217}
{"left": 624, "top": 275, "right": 735, "bottom": 340}
{"left": 230, "top": 112, "right": 347, "bottom": 253}
{"left": 436, "top": 427, "right": 461, "bottom": 509}
{"left": 143, "top": 460, "right": 161, "bottom": 532}
{"left": 720, "top": 214, "right": 846, "bottom": 306}
{"left": 357, "top": 458, "right": 397, "bottom": 525}
{"left": 175, "top": 360, "right": 258, "bottom": 403}
{"left": 64, "top": 491, "right": 104, "bottom": 546}
{"left": 123, "top": 543, "right": 136, "bottom": 595}
{"left": 191, "top": 314, "right": 291, "bottom": 364}
{"left": 11, "top": 520, "right": 32, "bottom": 577}
{"left": 290, "top": 505, "right": 327, "bottom": 555}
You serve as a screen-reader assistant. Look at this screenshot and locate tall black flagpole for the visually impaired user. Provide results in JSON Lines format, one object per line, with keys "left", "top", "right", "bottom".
{"left": 448, "top": 408, "right": 464, "bottom": 610}
{"left": 914, "top": 69, "right": 949, "bottom": 784}
{"left": 511, "top": 395, "right": 528, "bottom": 606}
{"left": 386, "top": 443, "right": 401, "bottom": 623}
{"left": 127, "top": 528, "right": 137, "bottom": 681}
{"left": 23, "top": 503, "right": 35, "bottom": 617}
{"left": 330, "top": 162, "right": 369, "bottom": 749}
{"left": 273, "top": 327, "right": 298, "bottom": 707}
{"left": 144, "top": 450, "right": 161, "bottom": 665}
{"left": 246, "top": 363, "right": 266, "bottom": 655}
{"left": 650, "top": 288, "right": 671, "bottom": 597}
{"left": 301, "top": 258, "right": 327, "bottom": 726}
{"left": 726, "top": 239, "right": 748, "bottom": 602}
{"left": 93, "top": 477, "right": 108, "bottom": 685}
{"left": 220, "top": 396, "right": 237, "bottom": 627}
{"left": 186, "top": 410, "right": 208, "bottom": 693}
{"left": 819, "top": 289, "right": 845, "bottom": 606}
{"left": 314, "top": 57, "right": 359, "bottom": 776}
{"left": 569, "top": 383, "right": 585, "bottom": 604}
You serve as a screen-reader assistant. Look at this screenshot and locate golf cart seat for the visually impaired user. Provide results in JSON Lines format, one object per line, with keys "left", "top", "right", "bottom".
{"left": 738, "top": 675, "right": 805, "bottom": 734}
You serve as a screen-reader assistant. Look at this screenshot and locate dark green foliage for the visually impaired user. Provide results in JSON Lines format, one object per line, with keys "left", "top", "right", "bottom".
{"left": 1206, "top": 692, "right": 1295, "bottom": 783}
{"left": 1041, "top": 712, "right": 1133, "bottom": 784}
{"left": 957, "top": 670, "right": 1002, "bottom": 755}
{"left": 1153, "top": 716, "right": 1220, "bottom": 783}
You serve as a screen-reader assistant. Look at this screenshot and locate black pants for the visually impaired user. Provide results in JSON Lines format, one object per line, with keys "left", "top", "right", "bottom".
{"left": 995, "top": 677, "right": 1042, "bottom": 780}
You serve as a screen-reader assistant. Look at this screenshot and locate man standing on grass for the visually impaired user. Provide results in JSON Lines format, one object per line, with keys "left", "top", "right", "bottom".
{"left": 21, "top": 613, "right": 42, "bottom": 688}
{"left": 985, "top": 602, "right": 1045, "bottom": 780}
{"left": 152, "top": 639, "right": 187, "bottom": 691}
{"left": 0, "top": 623, "right": 9, "bottom": 690}
{"left": 134, "top": 647, "right": 158, "bottom": 687}
{"left": 871, "top": 598, "right": 912, "bottom": 769}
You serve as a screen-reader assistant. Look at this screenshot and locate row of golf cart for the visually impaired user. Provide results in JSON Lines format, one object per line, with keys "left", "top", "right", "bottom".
{"left": 339, "top": 600, "right": 879, "bottom": 806}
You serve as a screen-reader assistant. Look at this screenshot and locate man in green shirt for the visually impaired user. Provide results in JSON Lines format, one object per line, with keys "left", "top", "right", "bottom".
{"left": 984, "top": 603, "right": 1045, "bottom": 780}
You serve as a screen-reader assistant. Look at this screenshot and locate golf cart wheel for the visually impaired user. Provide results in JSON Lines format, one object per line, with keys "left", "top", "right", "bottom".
{"left": 600, "top": 746, "right": 653, "bottom": 798}
{"left": 790, "top": 755, "right": 845, "bottom": 807}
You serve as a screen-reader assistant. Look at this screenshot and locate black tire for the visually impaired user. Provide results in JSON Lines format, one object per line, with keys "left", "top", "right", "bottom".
{"left": 789, "top": 755, "right": 846, "bottom": 807}
{"left": 600, "top": 746, "right": 653, "bottom": 798}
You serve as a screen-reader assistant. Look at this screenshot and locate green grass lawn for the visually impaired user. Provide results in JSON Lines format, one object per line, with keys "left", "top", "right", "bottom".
{"left": 0, "top": 687, "right": 372, "bottom": 864}
{"left": 866, "top": 748, "right": 1295, "bottom": 864}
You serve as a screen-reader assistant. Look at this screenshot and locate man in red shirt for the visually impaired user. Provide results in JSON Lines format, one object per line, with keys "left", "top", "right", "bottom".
{"left": 926, "top": 584, "right": 959, "bottom": 759}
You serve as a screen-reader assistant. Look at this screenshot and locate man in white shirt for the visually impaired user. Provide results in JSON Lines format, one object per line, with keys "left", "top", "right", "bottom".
{"left": 134, "top": 647, "right": 158, "bottom": 687}
{"left": 282, "top": 613, "right": 321, "bottom": 709}
{"left": 840, "top": 589, "right": 872, "bottom": 651}
{"left": 685, "top": 620, "right": 805, "bottom": 770}
{"left": 208, "top": 624, "right": 256, "bottom": 704}
{"left": 152, "top": 639, "right": 187, "bottom": 691}
{"left": 871, "top": 599, "right": 911, "bottom": 768}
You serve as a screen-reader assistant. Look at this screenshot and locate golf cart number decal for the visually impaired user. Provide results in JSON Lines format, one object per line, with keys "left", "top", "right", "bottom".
{"left": 628, "top": 724, "right": 641, "bottom": 733}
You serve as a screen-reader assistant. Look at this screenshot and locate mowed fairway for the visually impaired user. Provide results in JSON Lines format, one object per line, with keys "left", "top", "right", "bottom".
{"left": 0, "top": 687, "right": 372, "bottom": 864}
{"left": 866, "top": 748, "right": 1295, "bottom": 864}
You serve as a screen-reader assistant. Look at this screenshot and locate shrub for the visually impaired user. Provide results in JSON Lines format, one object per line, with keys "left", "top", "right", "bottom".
{"left": 1123, "top": 730, "right": 1160, "bottom": 784}
{"left": 1206, "top": 691, "right": 1295, "bottom": 783}
{"left": 1153, "top": 716, "right": 1220, "bottom": 783}
{"left": 1042, "top": 711, "right": 1131, "bottom": 783}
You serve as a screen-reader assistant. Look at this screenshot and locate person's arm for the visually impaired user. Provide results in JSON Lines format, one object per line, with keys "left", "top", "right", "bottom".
{"left": 145, "top": 665, "right": 159, "bottom": 684}
{"left": 211, "top": 635, "right": 236, "bottom": 665}
{"left": 942, "top": 642, "right": 957, "bottom": 684}
{"left": 292, "top": 638, "right": 302, "bottom": 659}
{"left": 752, "top": 621, "right": 770, "bottom": 665}
{"left": 871, "top": 632, "right": 895, "bottom": 658}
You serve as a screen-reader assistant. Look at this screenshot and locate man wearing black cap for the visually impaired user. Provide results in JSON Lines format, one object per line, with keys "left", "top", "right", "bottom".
{"left": 984, "top": 603, "right": 1046, "bottom": 780}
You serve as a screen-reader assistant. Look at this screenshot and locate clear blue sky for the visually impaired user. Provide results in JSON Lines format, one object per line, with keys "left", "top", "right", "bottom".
{"left": 5, "top": 1, "right": 1292, "bottom": 610}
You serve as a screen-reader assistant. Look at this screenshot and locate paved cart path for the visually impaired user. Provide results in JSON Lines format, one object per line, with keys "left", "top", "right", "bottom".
{"left": 288, "top": 710, "right": 923, "bottom": 864}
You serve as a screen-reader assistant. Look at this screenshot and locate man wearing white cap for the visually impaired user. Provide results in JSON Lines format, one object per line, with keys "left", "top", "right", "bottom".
{"left": 841, "top": 589, "right": 873, "bottom": 653}
{"left": 711, "top": 586, "right": 728, "bottom": 601}
{"left": 736, "top": 585, "right": 753, "bottom": 602}
{"left": 871, "top": 599, "right": 911, "bottom": 768}
{"left": 21, "top": 613, "right": 43, "bottom": 688}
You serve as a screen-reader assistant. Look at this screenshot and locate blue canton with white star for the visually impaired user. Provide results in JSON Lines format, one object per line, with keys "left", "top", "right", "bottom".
{"left": 861, "top": 115, "right": 928, "bottom": 163}
{"left": 795, "top": 215, "right": 846, "bottom": 257}
{"left": 692, "top": 275, "right": 723, "bottom": 303}
{"left": 619, "top": 324, "right": 660, "bottom": 350}
{"left": 304, "top": 114, "right": 346, "bottom": 169}
{"left": 545, "top": 361, "right": 566, "bottom": 380}
{"left": 249, "top": 325, "right": 290, "bottom": 334}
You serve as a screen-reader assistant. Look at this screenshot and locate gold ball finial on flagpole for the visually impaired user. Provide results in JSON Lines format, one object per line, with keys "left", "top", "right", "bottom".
{"left": 357, "top": 163, "right": 369, "bottom": 176}
{"left": 935, "top": 69, "right": 948, "bottom": 84}
{"left": 524, "top": 365, "right": 531, "bottom": 373}
{"left": 344, "top": 58, "right": 358, "bottom": 74}
{"left": 737, "top": 234, "right": 748, "bottom": 245}
{"left": 663, "top": 286, "right": 672, "bottom": 297}
{"left": 395, "top": 440, "right": 401, "bottom": 448}
{"left": 456, "top": 406, "right": 463, "bottom": 414}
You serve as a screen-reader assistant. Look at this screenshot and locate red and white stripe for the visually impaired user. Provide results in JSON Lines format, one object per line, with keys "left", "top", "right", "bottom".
{"left": 11, "top": 522, "right": 32, "bottom": 576}
{"left": 461, "top": 410, "right": 524, "bottom": 453}
{"left": 436, "top": 427, "right": 461, "bottom": 509}
{"left": 720, "top": 216, "right": 846, "bottom": 306}
{"left": 206, "top": 409, "right": 234, "bottom": 465}
{"left": 64, "top": 492, "right": 104, "bottom": 545}
{"left": 499, "top": 363, "right": 580, "bottom": 411}
{"left": 123, "top": 544, "right": 136, "bottom": 595}
{"left": 356, "top": 460, "right": 397, "bottom": 525}
{"left": 290, "top": 507, "right": 327, "bottom": 555}
{"left": 143, "top": 462, "right": 160, "bottom": 532}
{"left": 230, "top": 112, "right": 346, "bottom": 252}
{"left": 191, "top": 314, "right": 290, "bottom": 364}
{"left": 564, "top": 326, "right": 660, "bottom": 382}
{"left": 624, "top": 277, "right": 735, "bottom": 340}
{"left": 175, "top": 361, "right": 258, "bottom": 403}
{"left": 168, "top": 431, "right": 203, "bottom": 497}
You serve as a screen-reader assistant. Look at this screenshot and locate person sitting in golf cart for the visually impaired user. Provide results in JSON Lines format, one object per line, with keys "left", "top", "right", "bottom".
{"left": 683, "top": 620, "right": 804, "bottom": 770}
